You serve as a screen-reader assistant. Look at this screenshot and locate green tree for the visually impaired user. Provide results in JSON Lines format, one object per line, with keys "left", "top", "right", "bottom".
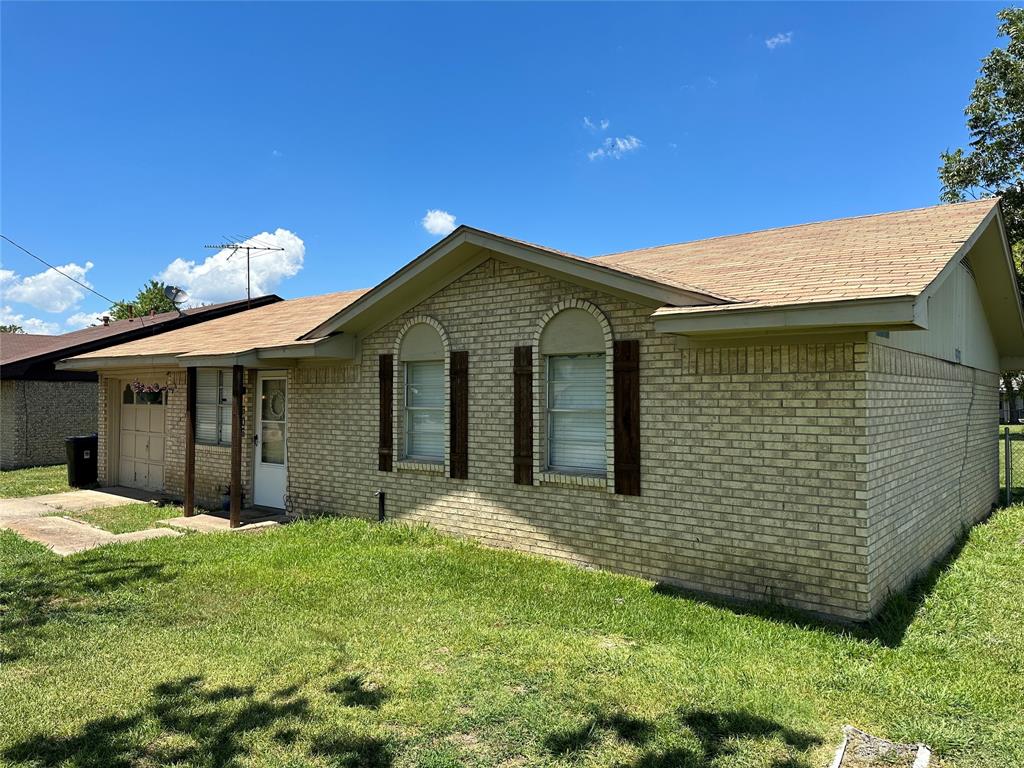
{"left": 110, "top": 279, "right": 178, "bottom": 320}
{"left": 0, "top": 324, "right": 25, "bottom": 333}
{"left": 941, "top": 8, "right": 1024, "bottom": 423}
{"left": 940, "top": 7, "right": 1024, "bottom": 243}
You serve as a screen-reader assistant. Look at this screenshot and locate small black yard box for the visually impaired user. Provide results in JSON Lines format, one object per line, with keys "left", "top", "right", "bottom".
{"left": 65, "top": 434, "right": 98, "bottom": 488}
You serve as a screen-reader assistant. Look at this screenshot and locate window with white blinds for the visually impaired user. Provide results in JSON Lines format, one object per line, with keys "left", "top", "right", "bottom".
{"left": 196, "top": 369, "right": 233, "bottom": 446}
{"left": 404, "top": 360, "right": 443, "bottom": 462}
{"left": 546, "top": 354, "right": 605, "bottom": 473}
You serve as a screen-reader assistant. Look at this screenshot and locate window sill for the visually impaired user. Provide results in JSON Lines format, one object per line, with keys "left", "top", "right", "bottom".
{"left": 196, "top": 442, "right": 232, "bottom": 450}
{"left": 538, "top": 471, "right": 607, "bottom": 488}
{"left": 396, "top": 460, "right": 444, "bottom": 474}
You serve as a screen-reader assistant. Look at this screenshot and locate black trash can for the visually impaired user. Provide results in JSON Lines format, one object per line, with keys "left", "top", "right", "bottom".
{"left": 65, "top": 434, "right": 98, "bottom": 488}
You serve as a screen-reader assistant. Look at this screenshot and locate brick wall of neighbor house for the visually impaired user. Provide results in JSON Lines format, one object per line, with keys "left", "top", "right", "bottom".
{"left": 286, "top": 258, "right": 876, "bottom": 621}
{"left": 864, "top": 342, "right": 999, "bottom": 613}
{"left": 1, "top": 379, "right": 98, "bottom": 469}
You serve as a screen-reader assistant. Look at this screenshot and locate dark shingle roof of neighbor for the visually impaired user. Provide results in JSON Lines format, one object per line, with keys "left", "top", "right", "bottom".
{"left": 0, "top": 295, "right": 281, "bottom": 369}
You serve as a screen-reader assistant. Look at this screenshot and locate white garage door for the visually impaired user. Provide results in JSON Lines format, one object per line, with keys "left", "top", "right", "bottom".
{"left": 119, "top": 384, "right": 166, "bottom": 492}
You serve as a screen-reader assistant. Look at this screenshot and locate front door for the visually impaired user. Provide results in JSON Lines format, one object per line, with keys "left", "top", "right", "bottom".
{"left": 254, "top": 373, "right": 287, "bottom": 509}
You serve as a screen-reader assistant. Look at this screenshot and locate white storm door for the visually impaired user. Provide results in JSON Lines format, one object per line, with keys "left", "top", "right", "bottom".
{"left": 253, "top": 374, "right": 287, "bottom": 509}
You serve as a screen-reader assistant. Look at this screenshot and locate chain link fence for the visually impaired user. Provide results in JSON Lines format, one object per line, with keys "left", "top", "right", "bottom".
{"left": 999, "top": 426, "right": 1024, "bottom": 505}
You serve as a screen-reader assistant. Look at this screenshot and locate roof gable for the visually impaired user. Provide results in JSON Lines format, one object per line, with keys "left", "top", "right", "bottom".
{"left": 303, "top": 226, "right": 728, "bottom": 339}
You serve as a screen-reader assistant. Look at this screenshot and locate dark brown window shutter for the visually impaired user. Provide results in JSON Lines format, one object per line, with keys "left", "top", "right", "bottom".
{"left": 613, "top": 339, "right": 641, "bottom": 495}
{"left": 378, "top": 353, "right": 394, "bottom": 472}
{"left": 513, "top": 345, "right": 534, "bottom": 485}
{"left": 449, "top": 350, "right": 469, "bottom": 479}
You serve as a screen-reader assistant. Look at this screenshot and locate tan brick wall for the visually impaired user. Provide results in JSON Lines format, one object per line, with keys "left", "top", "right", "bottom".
{"left": 1, "top": 379, "right": 98, "bottom": 469}
{"left": 864, "top": 342, "right": 998, "bottom": 613}
{"left": 286, "top": 259, "right": 875, "bottom": 620}
{"left": 88, "top": 259, "right": 1002, "bottom": 622}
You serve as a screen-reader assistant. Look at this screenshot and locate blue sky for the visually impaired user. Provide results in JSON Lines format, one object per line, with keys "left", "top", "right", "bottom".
{"left": 0, "top": 1, "right": 1006, "bottom": 333}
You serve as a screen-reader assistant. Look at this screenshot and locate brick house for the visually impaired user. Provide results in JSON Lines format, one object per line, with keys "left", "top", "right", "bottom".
{"left": 61, "top": 200, "right": 1024, "bottom": 621}
{"left": 0, "top": 295, "right": 280, "bottom": 469}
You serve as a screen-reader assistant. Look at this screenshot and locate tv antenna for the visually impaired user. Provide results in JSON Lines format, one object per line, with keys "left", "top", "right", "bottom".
{"left": 203, "top": 238, "right": 285, "bottom": 308}
{"left": 163, "top": 284, "right": 189, "bottom": 316}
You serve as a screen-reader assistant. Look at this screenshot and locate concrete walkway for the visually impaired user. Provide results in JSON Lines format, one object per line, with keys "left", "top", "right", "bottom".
{"left": 0, "top": 487, "right": 288, "bottom": 555}
{"left": 161, "top": 510, "right": 289, "bottom": 533}
{"left": 0, "top": 486, "right": 182, "bottom": 555}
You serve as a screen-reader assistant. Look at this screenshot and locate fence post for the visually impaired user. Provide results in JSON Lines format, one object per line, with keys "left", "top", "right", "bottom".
{"left": 1006, "top": 426, "right": 1012, "bottom": 507}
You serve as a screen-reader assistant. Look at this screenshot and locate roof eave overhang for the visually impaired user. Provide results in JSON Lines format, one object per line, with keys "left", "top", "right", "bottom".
{"left": 56, "top": 354, "right": 185, "bottom": 372}
{"left": 302, "top": 227, "right": 727, "bottom": 340}
{"left": 652, "top": 296, "right": 923, "bottom": 336}
{"left": 56, "top": 334, "right": 358, "bottom": 372}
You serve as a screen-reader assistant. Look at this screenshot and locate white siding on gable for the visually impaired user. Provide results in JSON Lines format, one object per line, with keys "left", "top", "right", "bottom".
{"left": 874, "top": 262, "right": 999, "bottom": 373}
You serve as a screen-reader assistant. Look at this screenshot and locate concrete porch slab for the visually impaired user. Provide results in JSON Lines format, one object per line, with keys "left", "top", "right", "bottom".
{"left": 160, "top": 511, "right": 289, "bottom": 533}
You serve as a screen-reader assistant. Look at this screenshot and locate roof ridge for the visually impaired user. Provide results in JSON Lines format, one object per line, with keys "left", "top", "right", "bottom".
{"left": 455, "top": 225, "right": 738, "bottom": 303}
{"left": 592, "top": 197, "right": 999, "bottom": 260}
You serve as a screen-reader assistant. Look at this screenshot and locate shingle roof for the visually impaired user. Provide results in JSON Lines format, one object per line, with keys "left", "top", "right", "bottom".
{"left": 592, "top": 199, "right": 998, "bottom": 313}
{"left": 71, "top": 289, "right": 369, "bottom": 360}
{"left": 1, "top": 296, "right": 279, "bottom": 367}
{"left": 63, "top": 199, "right": 1005, "bottom": 366}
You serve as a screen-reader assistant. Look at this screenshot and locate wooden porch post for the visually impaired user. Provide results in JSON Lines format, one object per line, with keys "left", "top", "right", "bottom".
{"left": 184, "top": 367, "right": 197, "bottom": 517}
{"left": 229, "top": 364, "right": 243, "bottom": 528}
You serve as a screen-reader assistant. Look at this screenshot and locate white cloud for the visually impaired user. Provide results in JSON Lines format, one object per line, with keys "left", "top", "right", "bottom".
{"left": 65, "top": 311, "right": 102, "bottom": 330}
{"left": 588, "top": 135, "right": 643, "bottom": 161}
{"left": 583, "top": 116, "right": 610, "bottom": 131}
{"left": 0, "top": 305, "right": 60, "bottom": 335}
{"left": 765, "top": 31, "right": 793, "bottom": 50}
{"left": 421, "top": 209, "right": 457, "bottom": 236}
{"left": 0, "top": 261, "right": 94, "bottom": 312}
{"left": 159, "top": 229, "right": 305, "bottom": 305}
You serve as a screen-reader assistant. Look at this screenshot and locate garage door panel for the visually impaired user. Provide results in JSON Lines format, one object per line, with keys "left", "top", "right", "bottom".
{"left": 121, "top": 431, "right": 135, "bottom": 459}
{"left": 119, "top": 459, "right": 134, "bottom": 486}
{"left": 135, "top": 463, "right": 149, "bottom": 490}
{"left": 149, "top": 435, "right": 165, "bottom": 463}
{"left": 118, "top": 387, "right": 166, "bottom": 492}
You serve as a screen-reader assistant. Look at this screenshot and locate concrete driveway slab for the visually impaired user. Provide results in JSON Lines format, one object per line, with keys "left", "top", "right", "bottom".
{"left": 32, "top": 487, "right": 168, "bottom": 513}
{"left": 0, "top": 498, "right": 57, "bottom": 521}
{"left": 4, "top": 516, "right": 117, "bottom": 555}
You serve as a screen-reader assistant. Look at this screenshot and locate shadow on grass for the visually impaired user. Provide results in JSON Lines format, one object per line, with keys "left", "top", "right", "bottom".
{"left": 544, "top": 707, "right": 821, "bottom": 767}
{"left": 652, "top": 517, "right": 982, "bottom": 648}
{"left": 2, "top": 674, "right": 396, "bottom": 768}
{"left": 328, "top": 673, "right": 389, "bottom": 709}
{"left": 0, "top": 555, "right": 177, "bottom": 663}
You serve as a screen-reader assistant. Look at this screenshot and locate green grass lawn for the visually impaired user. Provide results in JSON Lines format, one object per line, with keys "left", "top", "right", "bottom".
{"left": 1, "top": 510, "right": 1022, "bottom": 768}
{"left": 0, "top": 464, "right": 70, "bottom": 498}
{"left": 52, "top": 502, "right": 184, "bottom": 534}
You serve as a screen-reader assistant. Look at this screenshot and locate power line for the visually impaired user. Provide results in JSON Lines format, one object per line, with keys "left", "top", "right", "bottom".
{"left": 0, "top": 234, "right": 119, "bottom": 305}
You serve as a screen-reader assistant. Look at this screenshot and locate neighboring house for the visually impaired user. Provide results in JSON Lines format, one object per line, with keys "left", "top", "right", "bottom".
{"left": 61, "top": 199, "right": 1024, "bottom": 622}
{"left": 1, "top": 296, "right": 281, "bottom": 469}
{"left": 999, "top": 386, "right": 1022, "bottom": 423}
